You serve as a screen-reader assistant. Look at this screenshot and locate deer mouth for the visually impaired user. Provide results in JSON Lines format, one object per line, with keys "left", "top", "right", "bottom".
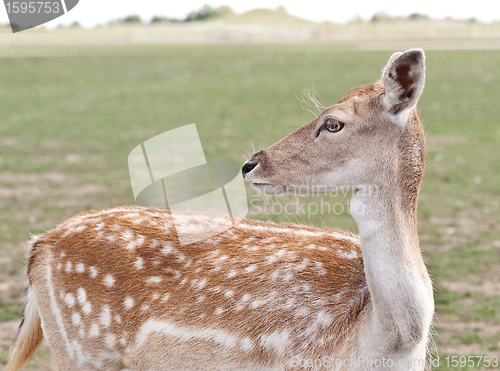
{"left": 251, "top": 182, "right": 284, "bottom": 195}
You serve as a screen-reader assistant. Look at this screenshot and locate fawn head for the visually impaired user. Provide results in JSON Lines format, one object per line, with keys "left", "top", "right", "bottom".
{"left": 242, "top": 49, "right": 426, "bottom": 202}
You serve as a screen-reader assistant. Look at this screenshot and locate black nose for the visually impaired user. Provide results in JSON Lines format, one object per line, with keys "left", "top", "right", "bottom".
{"left": 242, "top": 161, "right": 258, "bottom": 176}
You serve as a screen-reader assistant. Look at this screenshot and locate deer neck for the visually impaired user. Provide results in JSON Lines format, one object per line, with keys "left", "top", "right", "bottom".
{"left": 350, "top": 176, "right": 433, "bottom": 343}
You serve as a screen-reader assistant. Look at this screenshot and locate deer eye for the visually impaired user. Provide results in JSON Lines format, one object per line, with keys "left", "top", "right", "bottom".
{"left": 321, "top": 118, "right": 344, "bottom": 134}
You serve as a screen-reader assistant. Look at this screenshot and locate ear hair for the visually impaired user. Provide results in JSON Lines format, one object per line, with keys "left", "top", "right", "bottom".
{"left": 382, "top": 49, "right": 425, "bottom": 119}
{"left": 382, "top": 52, "right": 403, "bottom": 76}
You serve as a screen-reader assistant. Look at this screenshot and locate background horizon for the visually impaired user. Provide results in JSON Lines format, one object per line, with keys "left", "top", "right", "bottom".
{"left": 1, "top": 0, "right": 500, "bottom": 30}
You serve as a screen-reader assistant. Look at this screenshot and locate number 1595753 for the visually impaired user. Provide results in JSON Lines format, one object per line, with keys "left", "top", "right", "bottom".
{"left": 445, "top": 356, "right": 498, "bottom": 368}
{"left": 5, "top": 2, "right": 61, "bottom": 14}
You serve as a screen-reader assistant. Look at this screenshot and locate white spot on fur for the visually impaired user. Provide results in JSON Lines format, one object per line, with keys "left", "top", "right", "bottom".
{"left": 89, "top": 266, "right": 98, "bottom": 279}
{"left": 75, "top": 287, "right": 86, "bottom": 304}
{"left": 122, "top": 230, "right": 133, "bottom": 242}
{"left": 176, "top": 253, "right": 186, "bottom": 262}
{"left": 57, "top": 262, "right": 62, "bottom": 271}
{"left": 64, "top": 293, "right": 75, "bottom": 307}
{"left": 197, "top": 295, "right": 205, "bottom": 303}
{"left": 208, "top": 250, "right": 219, "bottom": 258}
{"left": 215, "top": 307, "right": 224, "bottom": 315}
{"left": 152, "top": 292, "right": 160, "bottom": 300}
{"left": 89, "top": 323, "right": 100, "bottom": 338}
{"left": 314, "top": 261, "right": 327, "bottom": 276}
{"left": 224, "top": 290, "right": 234, "bottom": 298}
{"left": 338, "top": 250, "right": 359, "bottom": 259}
{"left": 124, "top": 297, "right": 134, "bottom": 309}
{"left": 240, "top": 337, "right": 254, "bottom": 352}
{"left": 196, "top": 278, "right": 207, "bottom": 290}
{"left": 162, "top": 243, "right": 174, "bottom": 255}
{"left": 135, "top": 257, "right": 144, "bottom": 269}
{"left": 250, "top": 298, "right": 267, "bottom": 309}
{"left": 270, "top": 269, "right": 280, "bottom": 281}
{"left": 295, "top": 307, "right": 310, "bottom": 317}
{"left": 227, "top": 270, "right": 237, "bottom": 278}
{"left": 266, "top": 255, "right": 278, "bottom": 264}
{"left": 100, "top": 305, "right": 111, "bottom": 327}
{"left": 328, "top": 231, "right": 360, "bottom": 245}
{"left": 141, "top": 304, "right": 150, "bottom": 311}
{"left": 282, "top": 272, "right": 294, "bottom": 282}
{"left": 72, "top": 312, "right": 81, "bottom": 326}
{"left": 74, "top": 225, "right": 86, "bottom": 233}
{"left": 161, "top": 293, "right": 170, "bottom": 302}
{"left": 105, "top": 333, "right": 116, "bottom": 349}
{"left": 82, "top": 302, "right": 92, "bottom": 315}
{"left": 115, "top": 315, "right": 122, "bottom": 324}
{"left": 217, "top": 255, "right": 228, "bottom": 263}
{"left": 245, "top": 264, "right": 256, "bottom": 273}
{"left": 316, "top": 309, "right": 333, "bottom": 327}
{"left": 146, "top": 276, "right": 162, "bottom": 285}
{"left": 65, "top": 261, "right": 72, "bottom": 273}
{"left": 259, "top": 330, "right": 290, "bottom": 353}
{"left": 136, "top": 235, "right": 146, "bottom": 247}
{"left": 297, "top": 258, "right": 310, "bottom": 270}
{"left": 104, "top": 274, "right": 115, "bottom": 287}
{"left": 126, "top": 238, "right": 138, "bottom": 250}
{"left": 75, "top": 263, "right": 85, "bottom": 273}
{"left": 105, "top": 234, "right": 116, "bottom": 243}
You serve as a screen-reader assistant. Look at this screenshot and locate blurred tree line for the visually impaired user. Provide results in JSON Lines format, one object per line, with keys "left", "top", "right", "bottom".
{"left": 117, "top": 5, "right": 231, "bottom": 25}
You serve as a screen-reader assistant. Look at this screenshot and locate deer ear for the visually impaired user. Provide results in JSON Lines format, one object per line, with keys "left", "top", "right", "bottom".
{"left": 382, "top": 49, "right": 425, "bottom": 116}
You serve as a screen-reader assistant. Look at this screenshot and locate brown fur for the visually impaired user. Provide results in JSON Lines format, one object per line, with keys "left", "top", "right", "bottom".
{"left": 9, "top": 207, "right": 368, "bottom": 370}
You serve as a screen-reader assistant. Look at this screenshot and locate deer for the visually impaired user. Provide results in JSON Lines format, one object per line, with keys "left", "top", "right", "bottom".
{"left": 6, "top": 49, "right": 434, "bottom": 371}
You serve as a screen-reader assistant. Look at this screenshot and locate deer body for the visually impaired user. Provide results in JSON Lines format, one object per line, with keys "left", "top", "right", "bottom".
{"left": 7, "top": 49, "right": 434, "bottom": 371}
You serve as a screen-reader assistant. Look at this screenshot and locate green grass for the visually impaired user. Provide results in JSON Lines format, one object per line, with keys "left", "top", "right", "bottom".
{"left": 0, "top": 301, "right": 23, "bottom": 321}
{"left": 435, "top": 286, "right": 500, "bottom": 323}
{"left": 0, "top": 45, "right": 499, "bottom": 370}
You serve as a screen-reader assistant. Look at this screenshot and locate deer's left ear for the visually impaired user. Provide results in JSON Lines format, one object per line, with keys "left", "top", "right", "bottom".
{"left": 382, "top": 49, "right": 425, "bottom": 117}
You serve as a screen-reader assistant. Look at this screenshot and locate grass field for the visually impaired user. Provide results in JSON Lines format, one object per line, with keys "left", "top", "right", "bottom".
{"left": 0, "top": 44, "right": 499, "bottom": 370}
